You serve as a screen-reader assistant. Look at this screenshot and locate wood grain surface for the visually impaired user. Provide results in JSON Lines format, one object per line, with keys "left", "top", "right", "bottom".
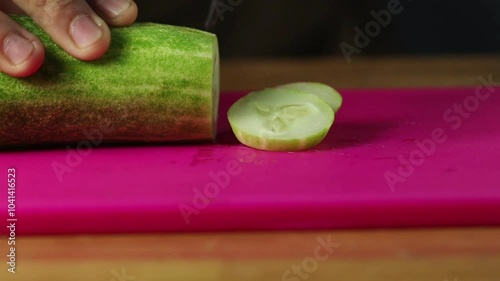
{"left": 1, "top": 55, "right": 499, "bottom": 281}
{"left": 220, "top": 55, "right": 500, "bottom": 90}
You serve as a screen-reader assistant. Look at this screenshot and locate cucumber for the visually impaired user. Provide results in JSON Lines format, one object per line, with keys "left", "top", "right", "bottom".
{"left": 275, "top": 82, "right": 343, "bottom": 113}
{"left": 0, "top": 16, "right": 219, "bottom": 147}
{"left": 227, "top": 88, "right": 334, "bottom": 151}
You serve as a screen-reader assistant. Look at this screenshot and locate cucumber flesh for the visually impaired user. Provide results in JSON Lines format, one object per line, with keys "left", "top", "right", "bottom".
{"left": 227, "top": 88, "right": 334, "bottom": 151}
{"left": 276, "top": 82, "right": 343, "bottom": 113}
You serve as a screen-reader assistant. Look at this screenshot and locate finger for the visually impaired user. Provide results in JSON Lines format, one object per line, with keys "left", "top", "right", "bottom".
{"left": 0, "top": 12, "right": 44, "bottom": 77}
{"left": 13, "top": 0, "right": 111, "bottom": 61}
{"left": 87, "top": 0, "right": 138, "bottom": 26}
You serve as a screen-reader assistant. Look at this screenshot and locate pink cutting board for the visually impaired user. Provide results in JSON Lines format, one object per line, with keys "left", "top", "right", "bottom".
{"left": 1, "top": 86, "right": 499, "bottom": 235}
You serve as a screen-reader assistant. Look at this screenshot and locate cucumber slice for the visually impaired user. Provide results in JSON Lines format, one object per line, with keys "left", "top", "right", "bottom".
{"left": 227, "top": 88, "right": 334, "bottom": 151}
{"left": 276, "top": 82, "right": 343, "bottom": 113}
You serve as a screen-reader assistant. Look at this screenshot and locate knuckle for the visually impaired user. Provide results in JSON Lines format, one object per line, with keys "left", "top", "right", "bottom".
{"left": 33, "top": 0, "right": 76, "bottom": 17}
{"left": 14, "top": 0, "right": 78, "bottom": 26}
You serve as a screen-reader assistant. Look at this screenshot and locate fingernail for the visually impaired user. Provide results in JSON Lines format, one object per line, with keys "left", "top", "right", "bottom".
{"left": 98, "top": 0, "right": 131, "bottom": 18}
{"left": 3, "top": 34, "right": 35, "bottom": 65}
{"left": 71, "top": 15, "right": 103, "bottom": 49}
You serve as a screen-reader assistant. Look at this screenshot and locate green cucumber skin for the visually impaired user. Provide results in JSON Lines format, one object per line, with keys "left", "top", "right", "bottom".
{"left": 0, "top": 16, "right": 219, "bottom": 146}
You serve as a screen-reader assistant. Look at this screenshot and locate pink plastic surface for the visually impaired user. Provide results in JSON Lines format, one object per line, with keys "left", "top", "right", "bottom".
{"left": 1, "top": 87, "right": 499, "bottom": 235}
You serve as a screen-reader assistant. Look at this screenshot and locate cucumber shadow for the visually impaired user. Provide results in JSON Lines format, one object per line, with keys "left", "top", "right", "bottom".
{"left": 315, "top": 120, "right": 397, "bottom": 150}
{"left": 216, "top": 93, "right": 396, "bottom": 151}
{"left": 215, "top": 120, "right": 396, "bottom": 151}
{"left": 1, "top": 93, "right": 394, "bottom": 152}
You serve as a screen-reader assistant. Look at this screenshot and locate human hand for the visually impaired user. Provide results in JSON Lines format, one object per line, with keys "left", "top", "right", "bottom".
{"left": 0, "top": 0, "right": 138, "bottom": 77}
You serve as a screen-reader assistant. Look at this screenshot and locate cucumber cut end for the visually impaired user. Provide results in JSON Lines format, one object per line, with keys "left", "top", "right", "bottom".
{"left": 211, "top": 37, "right": 220, "bottom": 140}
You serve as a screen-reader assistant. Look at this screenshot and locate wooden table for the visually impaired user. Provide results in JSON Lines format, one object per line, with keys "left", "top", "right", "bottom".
{"left": 2, "top": 55, "right": 500, "bottom": 281}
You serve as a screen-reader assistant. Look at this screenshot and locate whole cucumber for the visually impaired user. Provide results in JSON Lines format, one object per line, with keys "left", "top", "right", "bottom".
{"left": 0, "top": 16, "right": 219, "bottom": 147}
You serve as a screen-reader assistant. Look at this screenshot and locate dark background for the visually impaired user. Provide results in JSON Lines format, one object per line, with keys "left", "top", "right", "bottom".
{"left": 134, "top": 0, "right": 500, "bottom": 58}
